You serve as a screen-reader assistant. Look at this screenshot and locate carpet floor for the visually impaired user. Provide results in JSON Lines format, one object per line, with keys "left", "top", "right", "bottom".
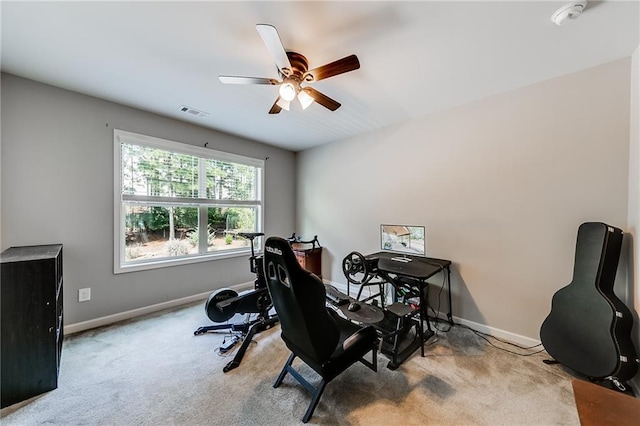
{"left": 1, "top": 301, "right": 580, "bottom": 425}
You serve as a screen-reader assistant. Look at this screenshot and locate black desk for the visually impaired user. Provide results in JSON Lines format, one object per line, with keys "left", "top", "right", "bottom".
{"left": 372, "top": 252, "right": 453, "bottom": 322}
{"left": 364, "top": 252, "right": 453, "bottom": 369}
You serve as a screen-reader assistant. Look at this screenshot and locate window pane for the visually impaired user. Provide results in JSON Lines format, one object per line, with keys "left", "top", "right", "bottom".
{"left": 121, "top": 144, "right": 199, "bottom": 198}
{"left": 206, "top": 207, "right": 257, "bottom": 252}
{"left": 124, "top": 205, "right": 199, "bottom": 262}
{"left": 115, "top": 130, "right": 264, "bottom": 273}
{"left": 204, "top": 160, "right": 259, "bottom": 201}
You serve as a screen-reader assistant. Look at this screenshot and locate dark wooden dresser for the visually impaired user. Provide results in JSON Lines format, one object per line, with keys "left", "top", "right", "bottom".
{"left": 291, "top": 243, "right": 323, "bottom": 279}
{"left": 1, "top": 244, "right": 63, "bottom": 408}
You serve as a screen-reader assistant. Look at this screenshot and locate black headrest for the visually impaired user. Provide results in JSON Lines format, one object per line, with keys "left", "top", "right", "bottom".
{"left": 264, "top": 236, "right": 300, "bottom": 269}
{"left": 263, "top": 236, "right": 339, "bottom": 361}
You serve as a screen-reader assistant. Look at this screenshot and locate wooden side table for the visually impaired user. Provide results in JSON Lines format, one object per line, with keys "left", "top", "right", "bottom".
{"left": 291, "top": 244, "right": 322, "bottom": 279}
{"left": 572, "top": 379, "right": 640, "bottom": 426}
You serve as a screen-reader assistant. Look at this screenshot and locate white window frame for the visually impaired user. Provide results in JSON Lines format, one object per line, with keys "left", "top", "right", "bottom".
{"left": 113, "top": 129, "right": 264, "bottom": 274}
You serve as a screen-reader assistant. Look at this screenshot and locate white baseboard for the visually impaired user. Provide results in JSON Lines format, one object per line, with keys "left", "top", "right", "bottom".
{"left": 451, "top": 317, "right": 541, "bottom": 347}
{"left": 68, "top": 278, "right": 541, "bottom": 348}
{"left": 323, "top": 279, "right": 541, "bottom": 348}
{"left": 64, "top": 281, "right": 253, "bottom": 335}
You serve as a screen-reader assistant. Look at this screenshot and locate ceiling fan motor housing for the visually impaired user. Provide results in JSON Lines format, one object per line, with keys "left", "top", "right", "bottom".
{"left": 284, "top": 51, "right": 309, "bottom": 80}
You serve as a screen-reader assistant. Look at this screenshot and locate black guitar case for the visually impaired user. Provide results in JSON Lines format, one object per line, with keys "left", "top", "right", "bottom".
{"left": 540, "top": 222, "right": 639, "bottom": 383}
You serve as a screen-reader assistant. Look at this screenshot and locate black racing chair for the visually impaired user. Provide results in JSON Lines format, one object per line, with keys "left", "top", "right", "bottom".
{"left": 263, "top": 237, "right": 379, "bottom": 423}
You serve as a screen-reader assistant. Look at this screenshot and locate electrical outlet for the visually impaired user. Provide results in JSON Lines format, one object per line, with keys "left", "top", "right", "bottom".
{"left": 78, "top": 288, "right": 91, "bottom": 302}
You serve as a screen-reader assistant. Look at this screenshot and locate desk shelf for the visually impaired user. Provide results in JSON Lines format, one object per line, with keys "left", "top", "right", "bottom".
{"left": 352, "top": 252, "right": 453, "bottom": 369}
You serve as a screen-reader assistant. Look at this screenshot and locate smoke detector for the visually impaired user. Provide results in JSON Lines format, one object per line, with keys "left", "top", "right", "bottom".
{"left": 551, "top": 1, "right": 587, "bottom": 26}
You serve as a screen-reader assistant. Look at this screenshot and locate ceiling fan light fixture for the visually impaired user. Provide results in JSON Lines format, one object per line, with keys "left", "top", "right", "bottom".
{"left": 279, "top": 81, "right": 297, "bottom": 101}
{"left": 276, "top": 97, "right": 291, "bottom": 111}
{"left": 298, "top": 90, "right": 314, "bottom": 110}
{"left": 220, "top": 24, "right": 360, "bottom": 114}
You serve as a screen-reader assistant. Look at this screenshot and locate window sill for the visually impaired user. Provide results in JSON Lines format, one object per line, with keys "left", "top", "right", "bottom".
{"left": 114, "top": 248, "right": 254, "bottom": 274}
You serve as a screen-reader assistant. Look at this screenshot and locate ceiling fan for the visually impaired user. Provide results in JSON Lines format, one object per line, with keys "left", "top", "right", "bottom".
{"left": 219, "top": 24, "right": 360, "bottom": 114}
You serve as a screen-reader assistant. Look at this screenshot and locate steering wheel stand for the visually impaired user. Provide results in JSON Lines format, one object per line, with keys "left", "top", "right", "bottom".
{"left": 193, "top": 232, "right": 278, "bottom": 373}
{"left": 343, "top": 251, "right": 386, "bottom": 308}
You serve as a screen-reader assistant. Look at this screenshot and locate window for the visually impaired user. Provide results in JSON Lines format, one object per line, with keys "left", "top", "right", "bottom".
{"left": 114, "top": 130, "right": 264, "bottom": 273}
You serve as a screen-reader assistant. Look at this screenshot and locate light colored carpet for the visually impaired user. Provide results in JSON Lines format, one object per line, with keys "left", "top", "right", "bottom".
{"left": 1, "top": 302, "right": 579, "bottom": 425}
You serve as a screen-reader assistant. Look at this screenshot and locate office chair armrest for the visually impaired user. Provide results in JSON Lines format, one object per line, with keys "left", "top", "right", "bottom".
{"left": 342, "top": 325, "right": 376, "bottom": 351}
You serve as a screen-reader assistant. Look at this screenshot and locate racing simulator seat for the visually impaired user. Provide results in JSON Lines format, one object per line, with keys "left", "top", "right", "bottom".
{"left": 263, "top": 236, "right": 379, "bottom": 423}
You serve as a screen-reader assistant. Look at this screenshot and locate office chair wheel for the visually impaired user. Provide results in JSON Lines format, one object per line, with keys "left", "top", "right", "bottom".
{"left": 205, "top": 288, "right": 239, "bottom": 323}
{"left": 342, "top": 251, "right": 373, "bottom": 285}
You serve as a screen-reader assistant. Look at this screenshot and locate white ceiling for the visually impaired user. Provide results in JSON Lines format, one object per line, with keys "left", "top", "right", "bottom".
{"left": 2, "top": 1, "right": 639, "bottom": 152}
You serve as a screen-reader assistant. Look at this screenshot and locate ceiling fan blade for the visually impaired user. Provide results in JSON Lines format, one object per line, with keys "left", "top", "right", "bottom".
{"left": 256, "top": 24, "right": 292, "bottom": 76}
{"left": 219, "top": 76, "right": 279, "bottom": 85}
{"left": 269, "top": 98, "right": 283, "bottom": 114}
{"left": 304, "top": 54, "right": 360, "bottom": 82}
{"left": 302, "top": 87, "right": 341, "bottom": 111}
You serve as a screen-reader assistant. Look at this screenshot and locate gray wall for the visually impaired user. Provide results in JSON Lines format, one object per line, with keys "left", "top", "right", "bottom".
{"left": 297, "top": 58, "right": 633, "bottom": 342}
{"left": 2, "top": 54, "right": 637, "bottom": 367}
{"left": 628, "top": 46, "right": 640, "bottom": 391}
{"left": 1, "top": 73, "right": 296, "bottom": 326}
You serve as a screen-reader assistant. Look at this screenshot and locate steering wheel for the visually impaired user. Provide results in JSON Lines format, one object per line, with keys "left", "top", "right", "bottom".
{"left": 342, "top": 251, "right": 373, "bottom": 285}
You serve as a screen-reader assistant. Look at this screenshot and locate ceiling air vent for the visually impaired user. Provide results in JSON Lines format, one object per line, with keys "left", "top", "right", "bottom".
{"left": 179, "top": 105, "right": 209, "bottom": 118}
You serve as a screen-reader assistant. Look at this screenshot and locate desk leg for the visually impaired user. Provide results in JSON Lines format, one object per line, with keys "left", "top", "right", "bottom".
{"left": 446, "top": 266, "right": 453, "bottom": 325}
{"left": 419, "top": 302, "right": 425, "bottom": 357}
{"left": 419, "top": 282, "right": 430, "bottom": 357}
{"left": 422, "top": 283, "right": 433, "bottom": 333}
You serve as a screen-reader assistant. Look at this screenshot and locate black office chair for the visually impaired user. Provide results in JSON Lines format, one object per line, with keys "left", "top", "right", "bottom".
{"left": 263, "top": 237, "right": 379, "bottom": 423}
